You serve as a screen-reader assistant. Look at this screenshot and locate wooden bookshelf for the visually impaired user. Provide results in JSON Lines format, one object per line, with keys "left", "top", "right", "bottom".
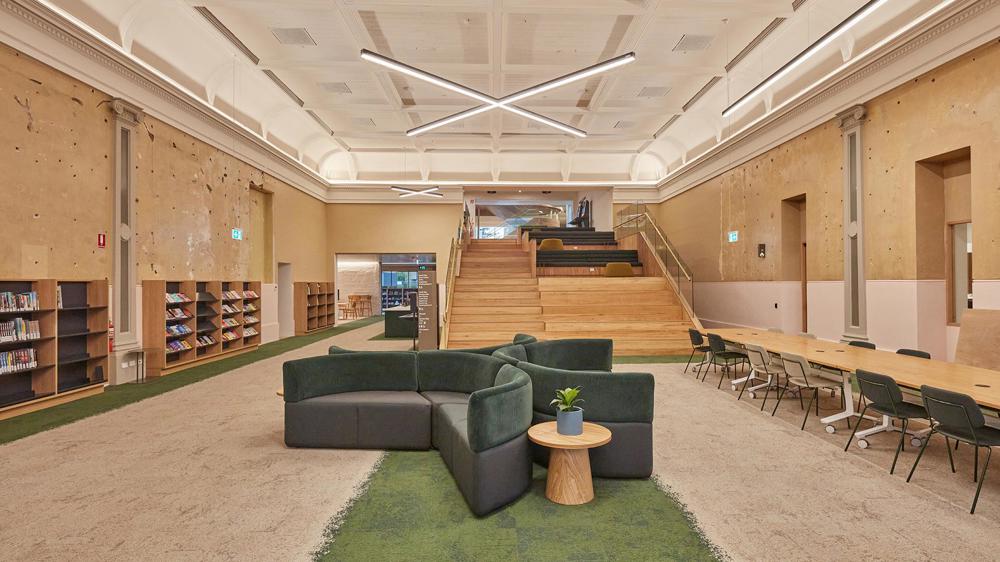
{"left": 142, "top": 279, "right": 260, "bottom": 378}
{"left": 0, "top": 279, "right": 108, "bottom": 421}
{"left": 294, "top": 282, "right": 334, "bottom": 335}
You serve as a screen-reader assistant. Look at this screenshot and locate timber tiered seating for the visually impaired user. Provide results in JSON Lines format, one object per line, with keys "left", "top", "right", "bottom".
{"left": 525, "top": 227, "right": 617, "bottom": 247}
{"left": 536, "top": 249, "right": 641, "bottom": 268}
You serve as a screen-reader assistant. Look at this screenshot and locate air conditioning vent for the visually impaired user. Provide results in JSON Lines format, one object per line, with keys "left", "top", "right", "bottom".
{"left": 638, "top": 86, "right": 671, "bottom": 98}
{"left": 613, "top": 120, "right": 635, "bottom": 129}
{"left": 270, "top": 27, "right": 317, "bottom": 46}
{"left": 673, "top": 34, "right": 713, "bottom": 52}
{"left": 319, "top": 82, "right": 352, "bottom": 94}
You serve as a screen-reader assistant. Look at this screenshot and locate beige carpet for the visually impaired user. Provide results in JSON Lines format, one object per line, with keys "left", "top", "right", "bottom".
{"left": 644, "top": 363, "right": 1000, "bottom": 561}
{"left": 0, "top": 320, "right": 410, "bottom": 562}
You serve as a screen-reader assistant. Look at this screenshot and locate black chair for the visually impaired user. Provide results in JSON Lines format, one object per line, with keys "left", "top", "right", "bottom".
{"left": 897, "top": 348, "right": 931, "bottom": 359}
{"left": 844, "top": 370, "right": 929, "bottom": 474}
{"left": 848, "top": 340, "right": 876, "bottom": 350}
{"left": 702, "top": 333, "right": 747, "bottom": 389}
{"left": 907, "top": 385, "right": 1000, "bottom": 514}
{"left": 685, "top": 329, "right": 711, "bottom": 375}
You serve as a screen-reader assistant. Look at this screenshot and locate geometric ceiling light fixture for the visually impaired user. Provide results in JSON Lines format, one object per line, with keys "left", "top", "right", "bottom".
{"left": 360, "top": 49, "right": 636, "bottom": 137}
{"left": 390, "top": 186, "right": 444, "bottom": 198}
{"left": 721, "top": 0, "right": 889, "bottom": 118}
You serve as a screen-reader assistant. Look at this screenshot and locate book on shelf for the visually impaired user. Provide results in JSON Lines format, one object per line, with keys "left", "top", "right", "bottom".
{"left": 221, "top": 330, "right": 239, "bottom": 341}
{"left": 196, "top": 335, "right": 216, "bottom": 348}
{"left": 0, "top": 347, "right": 38, "bottom": 374}
{"left": 165, "top": 292, "right": 192, "bottom": 303}
{"left": 166, "top": 308, "right": 190, "bottom": 320}
{"left": 166, "top": 339, "right": 193, "bottom": 353}
{"left": 243, "top": 315, "right": 259, "bottom": 324}
{"left": 243, "top": 290, "right": 259, "bottom": 299}
{"left": 243, "top": 326, "right": 258, "bottom": 337}
{"left": 56, "top": 285, "right": 63, "bottom": 309}
{"left": 221, "top": 318, "right": 239, "bottom": 328}
{"left": 243, "top": 303, "right": 257, "bottom": 313}
{"left": 221, "top": 303, "right": 242, "bottom": 314}
{"left": 0, "top": 318, "right": 41, "bottom": 342}
{"left": 165, "top": 324, "right": 193, "bottom": 337}
{"left": 222, "top": 290, "right": 242, "bottom": 301}
{"left": 0, "top": 291, "right": 40, "bottom": 312}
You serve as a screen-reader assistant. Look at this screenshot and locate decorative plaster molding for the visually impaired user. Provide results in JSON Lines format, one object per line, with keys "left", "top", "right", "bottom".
{"left": 657, "top": 0, "right": 998, "bottom": 202}
{"left": 111, "top": 97, "right": 144, "bottom": 126}
{"left": 836, "top": 105, "right": 866, "bottom": 131}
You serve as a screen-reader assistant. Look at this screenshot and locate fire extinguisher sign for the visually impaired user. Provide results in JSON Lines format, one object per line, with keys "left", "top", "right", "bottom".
{"left": 98, "top": 233, "right": 106, "bottom": 248}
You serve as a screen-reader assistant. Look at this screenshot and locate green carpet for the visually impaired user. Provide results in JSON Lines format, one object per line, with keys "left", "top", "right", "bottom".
{"left": 316, "top": 451, "right": 720, "bottom": 561}
{"left": 368, "top": 332, "right": 414, "bottom": 341}
{"left": 0, "top": 316, "right": 382, "bottom": 445}
{"left": 614, "top": 355, "right": 690, "bottom": 364}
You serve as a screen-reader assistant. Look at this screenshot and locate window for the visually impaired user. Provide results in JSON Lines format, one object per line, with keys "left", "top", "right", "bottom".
{"left": 838, "top": 106, "right": 867, "bottom": 338}
{"left": 111, "top": 99, "right": 143, "bottom": 349}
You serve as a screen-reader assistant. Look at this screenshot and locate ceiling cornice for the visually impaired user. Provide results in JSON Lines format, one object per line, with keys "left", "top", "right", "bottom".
{"left": 653, "top": 0, "right": 998, "bottom": 202}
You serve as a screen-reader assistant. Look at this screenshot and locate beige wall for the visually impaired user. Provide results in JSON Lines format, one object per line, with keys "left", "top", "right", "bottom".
{"left": 654, "top": 120, "right": 843, "bottom": 283}
{"left": 326, "top": 203, "right": 463, "bottom": 275}
{"left": 0, "top": 43, "right": 329, "bottom": 284}
{"left": 656, "top": 39, "right": 1000, "bottom": 285}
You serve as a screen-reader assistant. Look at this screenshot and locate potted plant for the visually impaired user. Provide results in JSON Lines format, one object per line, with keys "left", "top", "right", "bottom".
{"left": 551, "top": 386, "right": 584, "bottom": 435}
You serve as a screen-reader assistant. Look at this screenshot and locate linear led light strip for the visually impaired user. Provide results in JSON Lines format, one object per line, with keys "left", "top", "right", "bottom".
{"left": 390, "top": 186, "right": 444, "bottom": 198}
{"left": 671, "top": 0, "right": 962, "bottom": 186}
{"left": 722, "top": 0, "right": 890, "bottom": 118}
{"left": 360, "top": 49, "right": 635, "bottom": 137}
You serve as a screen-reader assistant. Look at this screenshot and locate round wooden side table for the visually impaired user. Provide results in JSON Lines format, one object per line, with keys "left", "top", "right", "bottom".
{"left": 527, "top": 421, "right": 612, "bottom": 505}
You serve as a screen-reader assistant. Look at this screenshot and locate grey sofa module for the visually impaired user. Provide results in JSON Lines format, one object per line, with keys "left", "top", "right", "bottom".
{"left": 514, "top": 361, "right": 654, "bottom": 479}
{"left": 283, "top": 347, "right": 534, "bottom": 516}
{"left": 493, "top": 338, "right": 613, "bottom": 372}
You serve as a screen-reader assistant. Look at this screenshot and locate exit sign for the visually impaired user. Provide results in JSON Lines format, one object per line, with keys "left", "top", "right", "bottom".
{"left": 231, "top": 228, "right": 243, "bottom": 240}
{"left": 727, "top": 231, "right": 739, "bottom": 243}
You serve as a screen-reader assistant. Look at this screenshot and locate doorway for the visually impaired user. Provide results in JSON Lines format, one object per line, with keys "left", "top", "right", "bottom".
{"left": 782, "top": 195, "right": 807, "bottom": 333}
{"left": 277, "top": 263, "right": 294, "bottom": 339}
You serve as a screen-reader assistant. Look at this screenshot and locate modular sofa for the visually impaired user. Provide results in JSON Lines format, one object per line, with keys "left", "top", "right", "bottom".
{"left": 494, "top": 338, "right": 654, "bottom": 478}
{"left": 283, "top": 349, "right": 533, "bottom": 516}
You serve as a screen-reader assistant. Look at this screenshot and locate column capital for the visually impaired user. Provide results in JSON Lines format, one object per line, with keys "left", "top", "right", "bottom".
{"left": 111, "top": 98, "right": 144, "bottom": 126}
{"left": 836, "top": 105, "right": 866, "bottom": 131}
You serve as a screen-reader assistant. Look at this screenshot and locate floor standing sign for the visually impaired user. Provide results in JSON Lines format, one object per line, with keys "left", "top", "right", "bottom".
{"left": 416, "top": 268, "right": 439, "bottom": 350}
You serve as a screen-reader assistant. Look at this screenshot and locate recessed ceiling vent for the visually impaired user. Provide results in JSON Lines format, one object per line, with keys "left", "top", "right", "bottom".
{"left": 351, "top": 117, "right": 376, "bottom": 128}
{"left": 613, "top": 120, "right": 634, "bottom": 129}
{"left": 673, "top": 34, "right": 713, "bottom": 52}
{"left": 271, "top": 27, "right": 317, "bottom": 46}
{"left": 638, "top": 86, "right": 671, "bottom": 98}
{"left": 319, "top": 82, "right": 352, "bottom": 94}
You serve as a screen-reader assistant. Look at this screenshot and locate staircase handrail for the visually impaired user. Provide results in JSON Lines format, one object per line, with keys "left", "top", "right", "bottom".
{"left": 440, "top": 215, "right": 469, "bottom": 348}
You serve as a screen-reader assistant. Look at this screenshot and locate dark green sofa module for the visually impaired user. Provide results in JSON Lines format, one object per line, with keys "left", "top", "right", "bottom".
{"left": 282, "top": 352, "right": 431, "bottom": 450}
{"left": 493, "top": 338, "right": 614, "bottom": 372}
{"left": 447, "top": 333, "right": 538, "bottom": 356}
{"left": 517, "top": 362, "right": 654, "bottom": 479}
{"left": 435, "top": 364, "right": 534, "bottom": 516}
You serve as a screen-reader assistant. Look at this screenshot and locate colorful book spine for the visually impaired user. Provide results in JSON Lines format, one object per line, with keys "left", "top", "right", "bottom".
{"left": 0, "top": 291, "right": 40, "bottom": 312}
{"left": 0, "top": 318, "right": 41, "bottom": 342}
{"left": 0, "top": 347, "right": 38, "bottom": 374}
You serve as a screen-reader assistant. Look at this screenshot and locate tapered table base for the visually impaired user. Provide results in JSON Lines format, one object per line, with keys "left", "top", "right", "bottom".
{"left": 546, "top": 448, "right": 594, "bottom": 505}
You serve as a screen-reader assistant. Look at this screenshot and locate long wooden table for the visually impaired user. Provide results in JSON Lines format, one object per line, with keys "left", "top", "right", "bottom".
{"left": 711, "top": 329, "right": 1000, "bottom": 434}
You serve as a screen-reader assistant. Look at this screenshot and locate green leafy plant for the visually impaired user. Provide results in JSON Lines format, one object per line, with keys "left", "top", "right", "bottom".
{"left": 550, "top": 386, "right": 584, "bottom": 412}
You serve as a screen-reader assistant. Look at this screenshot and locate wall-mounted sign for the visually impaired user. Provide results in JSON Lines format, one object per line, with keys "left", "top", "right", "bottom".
{"left": 727, "top": 230, "right": 739, "bottom": 243}
{"left": 97, "top": 233, "right": 106, "bottom": 248}
{"left": 758, "top": 243, "right": 766, "bottom": 258}
{"left": 416, "top": 269, "right": 439, "bottom": 350}
{"left": 231, "top": 228, "right": 243, "bottom": 241}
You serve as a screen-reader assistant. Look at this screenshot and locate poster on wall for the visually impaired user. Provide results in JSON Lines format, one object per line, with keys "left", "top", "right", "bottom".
{"left": 416, "top": 268, "right": 439, "bottom": 350}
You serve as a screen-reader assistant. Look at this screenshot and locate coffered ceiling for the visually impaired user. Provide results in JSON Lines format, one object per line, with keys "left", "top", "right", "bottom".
{"left": 41, "top": 0, "right": 951, "bottom": 187}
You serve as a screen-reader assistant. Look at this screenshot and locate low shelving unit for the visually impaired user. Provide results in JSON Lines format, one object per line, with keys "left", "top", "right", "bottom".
{"left": 142, "top": 280, "right": 261, "bottom": 378}
{"left": 294, "top": 282, "right": 334, "bottom": 335}
{"left": 0, "top": 278, "right": 108, "bottom": 421}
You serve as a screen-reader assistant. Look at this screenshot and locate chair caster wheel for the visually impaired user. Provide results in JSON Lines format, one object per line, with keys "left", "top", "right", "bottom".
{"left": 825, "top": 425, "right": 836, "bottom": 434}
{"left": 857, "top": 439, "right": 869, "bottom": 449}
{"left": 749, "top": 391, "right": 757, "bottom": 399}
{"left": 910, "top": 437, "right": 923, "bottom": 447}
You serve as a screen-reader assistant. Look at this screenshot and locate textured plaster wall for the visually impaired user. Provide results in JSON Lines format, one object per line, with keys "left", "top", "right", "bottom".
{"left": 655, "top": 121, "right": 843, "bottom": 283}
{"left": 0, "top": 43, "right": 328, "bottom": 284}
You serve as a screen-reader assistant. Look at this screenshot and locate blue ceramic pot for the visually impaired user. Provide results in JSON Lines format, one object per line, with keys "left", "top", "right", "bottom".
{"left": 556, "top": 407, "right": 583, "bottom": 435}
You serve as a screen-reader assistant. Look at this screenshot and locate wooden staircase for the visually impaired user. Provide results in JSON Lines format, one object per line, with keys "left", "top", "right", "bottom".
{"left": 446, "top": 239, "right": 694, "bottom": 355}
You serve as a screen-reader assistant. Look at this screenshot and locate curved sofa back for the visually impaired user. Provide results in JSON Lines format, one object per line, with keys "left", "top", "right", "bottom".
{"left": 516, "top": 362, "right": 653, "bottom": 424}
{"left": 417, "top": 351, "right": 505, "bottom": 394}
{"left": 493, "top": 339, "right": 613, "bottom": 371}
{"left": 448, "top": 333, "right": 538, "bottom": 356}
{"left": 283, "top": 352, "right": 417, "bottom": 402}
{"left": 467, "top": 364, "right": 533, "bottom": 452}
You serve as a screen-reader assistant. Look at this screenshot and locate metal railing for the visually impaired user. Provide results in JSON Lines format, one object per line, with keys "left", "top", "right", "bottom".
{"left": 614, "top": 203, "right": 698, "bottom": 327}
